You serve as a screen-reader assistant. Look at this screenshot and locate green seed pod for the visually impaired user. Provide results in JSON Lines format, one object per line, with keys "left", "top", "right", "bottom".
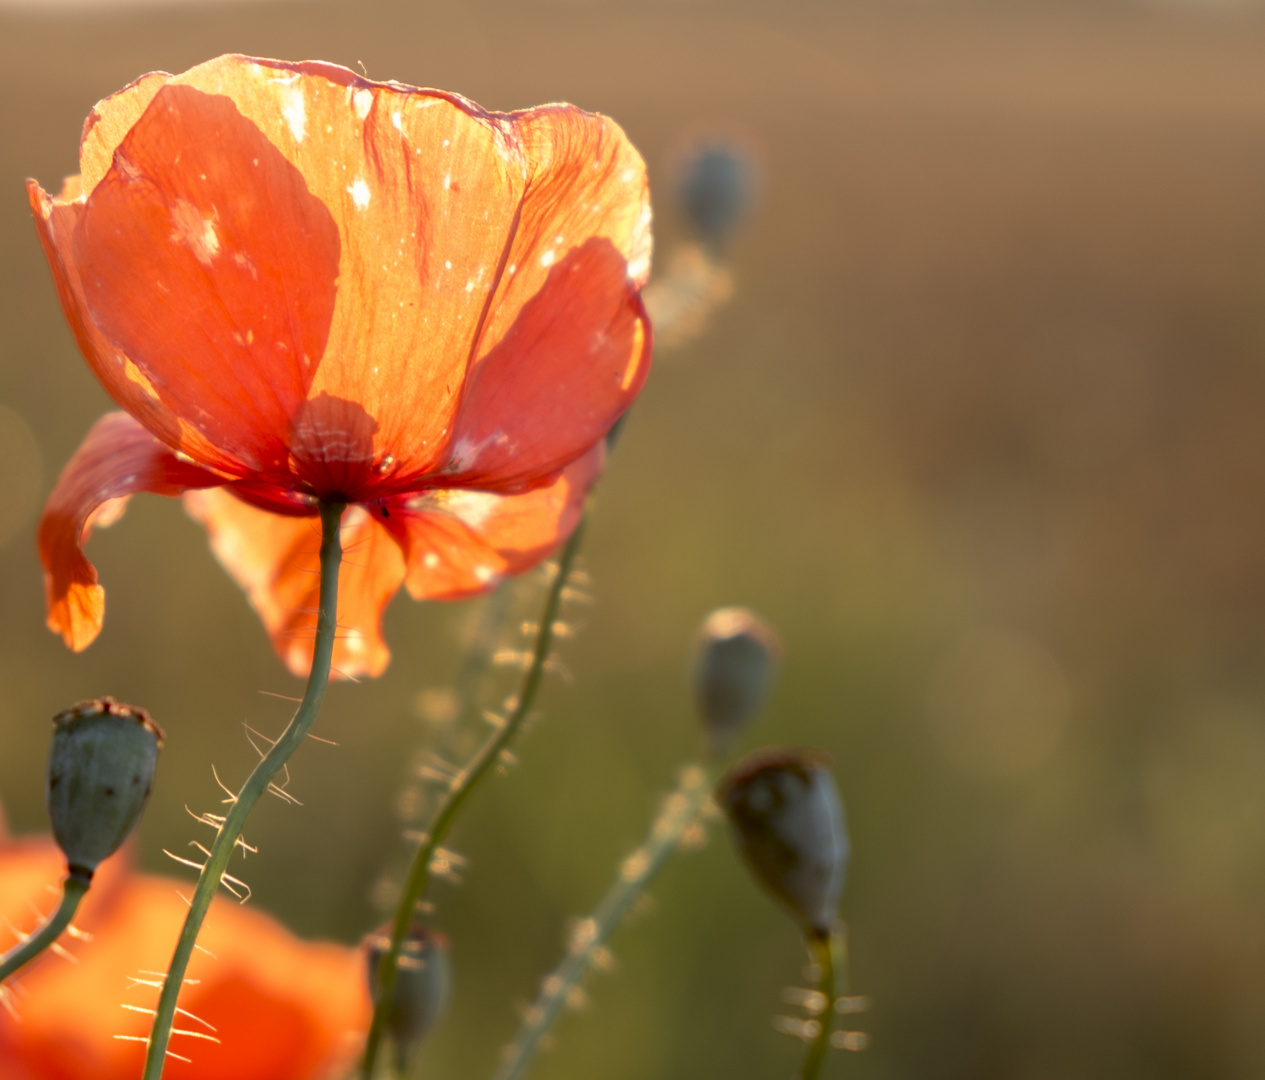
{"left": 717, "top": 747, "right": 848, "bottom": 935}
{"left": 694, "top": 607, "right": 780, "bottom": 758}
{"left": 47, "top": 698, "right": 163, "bottom": 878}
{"left": 365, "top": 923, "right": 452, "bottom": 1062}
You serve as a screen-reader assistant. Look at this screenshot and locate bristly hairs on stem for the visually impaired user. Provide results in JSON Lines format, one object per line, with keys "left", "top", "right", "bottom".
{"left": 799, "top": 929, "right": 836, "bottom": 1080}
{"left": 359, "top": 514, "right": 588, "bottom": 1079}
{"left": 492, "top": 764, "right": 716, "bottom": 1080}
{"left": 141, "top": 500, "right": 346, "bottom": 1080}
{"left": 0, "top": 869, "right": 91, "bottom": 983}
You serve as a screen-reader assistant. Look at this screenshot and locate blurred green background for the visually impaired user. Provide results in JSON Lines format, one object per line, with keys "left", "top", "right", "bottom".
{"left": 6, "top": 0, "right": 1265, "bottom": 1077}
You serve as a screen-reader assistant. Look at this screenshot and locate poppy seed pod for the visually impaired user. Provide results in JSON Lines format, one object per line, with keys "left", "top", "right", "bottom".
{"left": 694, "top": 607, "right": 780, "bottom": 758}
{"left": 365, "top": 923, "right": 452, "bottom": 1060}
{"left": 717, "top": 748, "right": 848, "bottom": 935}
{"left": 677, "top": 139, "right": 758, "bottom": 252}
{"left": 47, "top": 697, "right": 163, "bottom": 878}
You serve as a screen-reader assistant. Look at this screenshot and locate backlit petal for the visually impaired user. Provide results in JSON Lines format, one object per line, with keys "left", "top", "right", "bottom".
{"left": 394, "top": 443, "right": 601, "bottom": 600}
{"left": 441, "top": 240, "right": 650, "bottom": 490}
{"left": 38, "top": 412, "right": 225, "bottom": 651}
{"left": 170, "top": 56, "right": 524, "bottom": 489}
{"left": 184, "top": 492, "right": 405, "bottom": 678}
{"left": 436, "top": 104, "right": 651, "bottom": 489}
{"left": 0, "top": 837, "right": 368, "bottom": 1080}
{"left": 73, "top": 81, "right": 342, "bottom": 480}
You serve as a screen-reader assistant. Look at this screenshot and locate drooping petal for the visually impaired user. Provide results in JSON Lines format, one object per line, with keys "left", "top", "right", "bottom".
{"left": 0, "top": 838, "right": 369, "bottom": 1080}
{"left": 390, "top": 442, "right": 602, "bottom": 600}
{"left": 183, "top": 491, "right": 405, "bottom": 678}
{"left": 38, "top": 412, "right": 225, "bottom": 652}
{"left": 71, "top": 80, "right": 343, "bottom": 481}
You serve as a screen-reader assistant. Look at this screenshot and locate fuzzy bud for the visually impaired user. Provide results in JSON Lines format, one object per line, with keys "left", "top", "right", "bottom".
{"left": 694, "top": 607, "right": 780, "bottom": 757}
{"left": 717, "top": 748, "right": 848, "bottom": 935}
{"left": 47, "top": 697, "right": 163, "bottom": 878}
{"left": 366, "top": 923, "right": 452, "bottom": 1059}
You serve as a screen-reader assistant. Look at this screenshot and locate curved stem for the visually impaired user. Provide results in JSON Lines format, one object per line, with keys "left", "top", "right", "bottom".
{"left": 0, "top": 868, "right": 90, "bottom": 983}
{"left": 361, "top": 516, "right": 587, "bottom": 1079}
{"left": 801, "top": 929, "right": 835, "bottom": 1080}
{"left": 493, "top": 763, "right": 714, "bottom": 1080}
{"left": 142, "top": 499, "right": 345, "bottom": 1080}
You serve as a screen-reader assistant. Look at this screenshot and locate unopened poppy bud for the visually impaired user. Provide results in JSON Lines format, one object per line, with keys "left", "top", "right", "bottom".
{"left": 694, "top": 607, "right": 780, "bottom": 757}
{"left": 47, "top": 697, "right": 163, "bottom": 878}
{"left": 677, "top": 138, "right": 758, "bottom": 252}
{"left": 717, "top": 748, "right": 848, "bottom": 935}
{"left": 366, "top": 923, "right": 452, "bottom": 1060}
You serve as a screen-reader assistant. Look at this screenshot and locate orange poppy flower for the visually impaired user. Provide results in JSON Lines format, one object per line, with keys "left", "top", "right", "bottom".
{"left": 0, "top": 823, "right": 370, "bottom": 1079}
{"left": 29, "top": 54, "right": 652, "bottom": 678}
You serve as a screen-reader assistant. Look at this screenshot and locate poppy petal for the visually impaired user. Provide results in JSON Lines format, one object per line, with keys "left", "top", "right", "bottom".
{"left": 435, "top": 103, "right": 651, "bottom": 490}
{"left": 183, "top": 492, "right": 405, "bottom": 679}
{"left": 169, "top": 56, "right": 649, "bottom": 493}
{"left": 27, "top": 177, "right": 218, "bottom": 472}
{"left": 167, "top": 56, "right": 528, "bottom": 490}
{"left": 73, "top": 80, "right": 342, "bottom": 480}
{"left": 391, "top": 442, "right": 601, "bottom": 600}
{"left": 38, "top": 412, "right": 225, "bottom": 652}
{"left": 441, "top": 239, "right": 650, "bottom": 491}
{"left": 0, "top": 838, "right": 369, "bottom": 1080}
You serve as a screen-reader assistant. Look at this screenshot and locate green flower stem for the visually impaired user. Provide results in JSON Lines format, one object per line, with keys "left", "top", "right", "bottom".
{"left": 0, "top": 868, "right": 90, "bottom": 983}
{"left": 142, "top": 499, "right": 345, "bottom": 1080}
{"left": 360, "top": 516, "right": 587, "bottom": 1079}
{"left": 801, "top": 929, "right": 836, "bottom": 1080}
{"left": 493, "top": 763, "right": 715, "bottom": 1080}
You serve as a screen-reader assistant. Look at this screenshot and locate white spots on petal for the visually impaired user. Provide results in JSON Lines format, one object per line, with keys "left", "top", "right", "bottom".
{"left": 445, "top": 260, "right": 453, "bottom": 270}
{"left": 621, "top": 168, "right": 635, "bottom": 183}
{"left": 282, "top": 87, "right": 306, "bottom": 142}
{"left": 442, "top": 490, "right": 501, "bottom": 530}
{"left": 625, "top": 200, "right": 654, "bottom": 283}
{"left": 423, "top": 552, "right": 440, "bottom": 569}
{"left": 392, "top": 111, "right": 403, "bottom": 131}
{"left": 507, "top": 263, "right": 517, "bottom": 275}
{"left": 442, "top": 431, "right": 510, "bottom": 474}
{"left": 170, "top": 199, "right": 220, "bottom": 266}
{"left": 539, "top": 249, "right": 555, "bottom": 268}
{"left": 354, "top": 88, "right": 374, "bottom": 120}
{"left": 465, "top": 280, "right": 475, "bottom": 293}
{"left": 442, "top": 138, "right": 450, "bottom": 148}
{"left": 114, "top": 150, "right": 142, "bottom": 184}
{"left": 443, "top": 174, "right": 451, "bottom": 190}
{"left": 348, "top": 178, "right": 372, "bottom": 209}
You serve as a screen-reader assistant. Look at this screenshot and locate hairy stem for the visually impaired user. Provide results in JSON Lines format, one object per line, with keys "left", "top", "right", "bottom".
{"left": 361, "top": 517, "right": 586, "bottom": 1079}
{"left": 493, "top": 763, "right": 714, "bottom": 1080}
{"left": 0, "top": 868, "right": 90, "bottom": 983}
{"left": 142, "top": 499, "right": 345, "bottom": 1080}
{"left": 801, "top": 929, "right": 835, "bottom": 1080}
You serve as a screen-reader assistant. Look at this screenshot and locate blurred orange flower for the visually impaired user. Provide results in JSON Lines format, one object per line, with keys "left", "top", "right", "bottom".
{"left": 29, "top": 54, "right": 652, "bottom": 678}
{"left": 0, "top": 825, "right": 369, "bottom": 1080}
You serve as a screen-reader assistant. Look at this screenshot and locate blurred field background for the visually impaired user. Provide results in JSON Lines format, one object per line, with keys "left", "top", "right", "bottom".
{"left": 6, "top": 0, "right": 1265, "bottom": 1077}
